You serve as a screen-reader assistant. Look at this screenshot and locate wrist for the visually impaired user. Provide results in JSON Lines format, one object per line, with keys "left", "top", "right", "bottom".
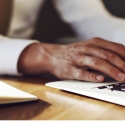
{"left": 18, "top": 42, "right": 52, "bottom": 75}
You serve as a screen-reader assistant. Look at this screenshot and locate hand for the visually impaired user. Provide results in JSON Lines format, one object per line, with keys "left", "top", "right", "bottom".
{"left": 18, "top": 38, "right": 125, "bottom": 82}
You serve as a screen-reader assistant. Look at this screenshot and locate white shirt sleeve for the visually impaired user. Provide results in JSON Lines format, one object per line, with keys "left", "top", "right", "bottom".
{"left": 1, "top": 0, "right": 44, "bottom": 75}
{"left": 53, "top": 0, "right": 125, "bottom": 45}
{"left": 0, "top": 35, "right": 37, "bottom": 75}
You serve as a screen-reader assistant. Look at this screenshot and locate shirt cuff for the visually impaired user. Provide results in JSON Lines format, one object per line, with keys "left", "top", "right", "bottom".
{"left": 0, "top": 36, "right": 38, "bottom": 75}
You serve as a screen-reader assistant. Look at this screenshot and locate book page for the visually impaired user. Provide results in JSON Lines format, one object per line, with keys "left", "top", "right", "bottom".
{"left": 0, "top": 81, "right": 38, "bottom": 104}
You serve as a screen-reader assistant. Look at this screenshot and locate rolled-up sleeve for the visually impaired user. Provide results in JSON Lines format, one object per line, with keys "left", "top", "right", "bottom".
{"left": 0, "top": 35, "right": 37, "bottom": 75}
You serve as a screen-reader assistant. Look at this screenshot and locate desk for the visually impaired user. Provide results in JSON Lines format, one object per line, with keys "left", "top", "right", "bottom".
{"left": 0, "top": 76, "right": 125, "bottom": 120}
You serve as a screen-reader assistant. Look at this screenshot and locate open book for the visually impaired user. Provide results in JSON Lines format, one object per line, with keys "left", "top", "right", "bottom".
{"left": 46, "top": 80, "right": 125, "bottom": 106}
{"left": 0, "top": 81, "right": 38, "bottom": 104}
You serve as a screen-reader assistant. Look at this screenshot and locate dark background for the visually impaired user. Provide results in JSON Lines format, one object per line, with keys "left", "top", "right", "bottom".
{"left": 32, "top": 0, "right": 125, "bottom": 43}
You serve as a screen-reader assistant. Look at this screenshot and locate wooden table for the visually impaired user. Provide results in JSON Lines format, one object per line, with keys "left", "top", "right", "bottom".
{"left": 0, "top": 76, "right": 125, "bottom": 120}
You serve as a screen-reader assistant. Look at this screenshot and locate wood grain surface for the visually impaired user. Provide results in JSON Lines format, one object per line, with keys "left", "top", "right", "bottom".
{"left": 0, "top": 76, "right": 125, "bottom": 120}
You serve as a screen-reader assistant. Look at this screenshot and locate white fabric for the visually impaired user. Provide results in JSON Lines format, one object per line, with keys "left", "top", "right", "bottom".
{"left": 53, "top": 0, "right": 125, "bottom": 44}
{"left": 0, "top": 0, "right": 124, "bottom": 75}
{"left": 0, "top": 35, "right": 36, "bottom": 75}
{"left": 7, "top": 0, "right": 45, "bottom": 39}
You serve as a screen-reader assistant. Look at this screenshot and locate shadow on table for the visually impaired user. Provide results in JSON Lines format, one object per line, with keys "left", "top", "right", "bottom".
{"left": 0, "top": 99, "right": 51, "bottom": 120}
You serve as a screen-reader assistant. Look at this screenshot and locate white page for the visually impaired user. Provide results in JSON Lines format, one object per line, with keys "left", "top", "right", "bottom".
{"left": 46, "top": 80, "right": 125, "bottom": 106}
{"left": 0, "top": 81, "right": 38, "bottom": 104}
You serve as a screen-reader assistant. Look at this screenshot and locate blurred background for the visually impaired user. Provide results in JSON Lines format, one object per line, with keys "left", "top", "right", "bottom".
{"left": 0, "top": 0, "right": 125, "bottom": 43}
{"left": 32, "top": 0, "right": 125, "bottom": 43}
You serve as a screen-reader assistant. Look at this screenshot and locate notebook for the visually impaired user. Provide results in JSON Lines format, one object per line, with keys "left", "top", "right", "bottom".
{"left": 0, "top": 81, "right": 38, "bottom": 104}
{"left": 46, "top": 80, "right": 125, "bottom": 106}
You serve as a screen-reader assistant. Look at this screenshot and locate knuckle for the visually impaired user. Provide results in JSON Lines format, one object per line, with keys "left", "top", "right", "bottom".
{"left": 77, "top": 69, "right": 86, "bottom": 79}
{"left": 74, "top": 52, "right": 83, "bottom": 61}
{"left": 121, "top": 65, "right": 125, "bottom": 72}
{"left": 92, "top": 57, "right": 103, "bottom": 66}
{"left": 74, "top": 51, "right": 81, "bottom": 56}
{"left": 104, "top": 52, "right": 116, "bottom": 61}
{"left": 83, "top": 45, "right": 92, "bottom": 52}
{"left": 88, "top": 72, "right": 95, "bottom": 80}
{"left": 109, "top": 66, "right": 119, "bottom": 74}
{"left": 116, "top": 44, "right": 125, "bottom": 52}
{"left": 90, "top": 37, "right": 103, "bottom": 44}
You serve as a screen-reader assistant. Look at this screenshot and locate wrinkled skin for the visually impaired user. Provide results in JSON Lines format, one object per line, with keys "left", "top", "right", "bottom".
{"left": 18, "top": 37, "right": 125, "bottom": 82}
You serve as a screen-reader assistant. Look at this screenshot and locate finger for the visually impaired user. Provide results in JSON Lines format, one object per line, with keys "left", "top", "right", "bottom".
{"left": 75, "top": 55, "right": 125, "bottom": 81}
{"left": 82, "top": 45, "right": 125, "bottom": 73}
{"left": 71, "top": 66, "right": 104, "bottom": 82}
{"left": 89, "top": 38, "right": 125, "bottom": 59}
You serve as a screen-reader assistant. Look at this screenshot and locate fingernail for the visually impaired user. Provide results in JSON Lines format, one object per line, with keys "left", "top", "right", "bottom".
{"left": 118, "top": 73, "right": 125, "bottom": 81}
{"left": 96, "top": 75, "right": 104, "bottom": 81}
